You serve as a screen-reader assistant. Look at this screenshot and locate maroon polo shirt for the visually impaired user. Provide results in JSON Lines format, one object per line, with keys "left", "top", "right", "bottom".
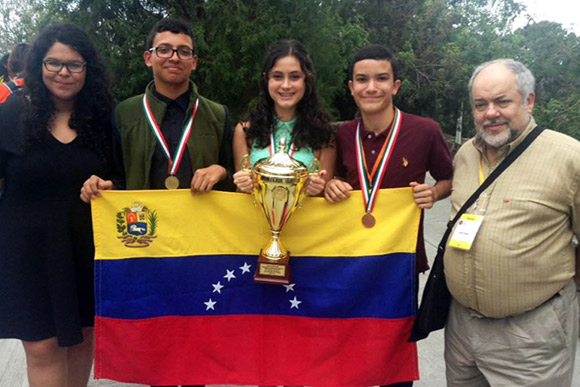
{"left": 335, "top": 112, "right": 453, "bottom": 273}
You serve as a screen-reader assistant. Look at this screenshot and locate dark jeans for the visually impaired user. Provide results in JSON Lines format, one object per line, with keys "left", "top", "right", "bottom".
{"left": 382, "top": 383, "right": 413, "bottom": 387}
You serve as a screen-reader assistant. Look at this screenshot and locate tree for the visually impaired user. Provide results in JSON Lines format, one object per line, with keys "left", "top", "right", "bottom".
{"left": 0, "top": 0, "right": 577, "bottom": 140}
{"left": 513, "top": 21, "right": 580, "bottom": 138}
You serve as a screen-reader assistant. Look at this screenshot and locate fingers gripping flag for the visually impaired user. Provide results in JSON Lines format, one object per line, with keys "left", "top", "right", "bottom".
{"left": 92, "top": 189, "right": 421, "bottom": 386}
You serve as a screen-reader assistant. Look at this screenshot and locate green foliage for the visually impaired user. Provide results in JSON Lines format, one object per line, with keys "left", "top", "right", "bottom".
{"left": 0, "top": 0, "right": 577, "bottom": 140}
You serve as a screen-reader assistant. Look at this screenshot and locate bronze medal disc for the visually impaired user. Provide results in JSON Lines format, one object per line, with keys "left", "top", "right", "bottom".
{"left": 362, "top": 212, "right": 376, "bottom": 228}
{"left": 164, "top": 175, "right": 180, "bottom": 190}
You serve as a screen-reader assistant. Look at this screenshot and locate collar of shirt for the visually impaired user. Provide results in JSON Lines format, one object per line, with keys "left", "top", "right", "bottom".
{"left": 359, "top": 118, "right": 391, "bottom": 140}
{"left": 152, "top": 85, "right": 191, "bottom": 112}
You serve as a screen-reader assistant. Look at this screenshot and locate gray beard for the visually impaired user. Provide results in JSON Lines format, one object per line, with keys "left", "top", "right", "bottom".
{"left": 476, "top": 126, "right": 521, "bottom": 149}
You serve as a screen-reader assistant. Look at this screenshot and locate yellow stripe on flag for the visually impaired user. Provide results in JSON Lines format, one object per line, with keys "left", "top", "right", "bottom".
{"left": 92, "top": 188, "right": 420, "bottom": 260}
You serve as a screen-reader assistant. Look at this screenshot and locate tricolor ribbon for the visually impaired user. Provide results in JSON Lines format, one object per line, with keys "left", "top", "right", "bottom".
{"left": 142, "top": 95, "right": 199, "bottom": 176}
{"left": 355, "top": 108, "right": 403, "bottom": 213}
{"left": 269, "top": 133, "right": 296, "bottom": 157}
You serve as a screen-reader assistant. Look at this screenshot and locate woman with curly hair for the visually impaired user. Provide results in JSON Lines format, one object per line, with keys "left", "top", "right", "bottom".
{"left": 0, "top": 23, "right": 114, "bottom": 386}
{"left": 233, "top": 39, "right": 335, "bottom": 195}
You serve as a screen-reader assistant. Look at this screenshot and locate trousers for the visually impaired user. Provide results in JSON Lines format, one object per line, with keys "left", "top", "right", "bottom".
{"left": 445, "top": 280, "right": 578, "bottom": 387}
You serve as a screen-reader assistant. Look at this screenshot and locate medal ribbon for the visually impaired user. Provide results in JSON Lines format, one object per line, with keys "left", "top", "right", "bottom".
{"left": 269, "top": 133, "right": 296, "bottom": 157}
{"left": 355, "top": 108, "right": 403, "bottom": 213}
{"left": 142, "top": 96, "right": 199, "bottom": 176}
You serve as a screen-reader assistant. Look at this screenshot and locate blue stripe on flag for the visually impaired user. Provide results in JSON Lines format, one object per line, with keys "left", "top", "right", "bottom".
{"left": 96, "top": 253, "right": 415, "bottom": 320}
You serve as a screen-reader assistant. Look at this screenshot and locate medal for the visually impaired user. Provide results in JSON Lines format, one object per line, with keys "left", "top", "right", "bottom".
{"left": 142, "top": 95, "right": 200, "bottom": 189}
{"left": 164, "top": 175, "right": 180, "bottom": 190}
{"left": 355, "top": 108, "right": 403, "bottom": 225}
{"left": 362, "top": 212, "right": 376, "bottom": 228}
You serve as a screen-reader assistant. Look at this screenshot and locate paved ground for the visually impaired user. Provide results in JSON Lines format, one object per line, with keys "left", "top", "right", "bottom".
{"left": 2, "top": 181, "right": 579, "bottom": 386}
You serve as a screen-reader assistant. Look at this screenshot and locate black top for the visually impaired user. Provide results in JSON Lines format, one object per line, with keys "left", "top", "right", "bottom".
{"left": 0, "top": 96, "right": 111, "bottom": 346}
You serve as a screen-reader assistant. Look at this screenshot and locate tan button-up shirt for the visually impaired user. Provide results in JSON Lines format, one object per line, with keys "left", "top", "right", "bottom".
{"left": 445, "top": 118, "right": 580, "bottom": 318}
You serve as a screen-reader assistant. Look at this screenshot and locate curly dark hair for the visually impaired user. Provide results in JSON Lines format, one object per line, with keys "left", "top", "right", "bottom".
{"left": 246, "top": 39, "right": 333, "bottom": 151}
{"left": 22, "top": 23, "right": 114, "bottom": 161}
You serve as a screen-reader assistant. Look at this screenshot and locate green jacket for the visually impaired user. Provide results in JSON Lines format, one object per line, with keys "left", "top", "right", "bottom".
{"left": 114, "top": 81, "right": 234, "bottom": 190}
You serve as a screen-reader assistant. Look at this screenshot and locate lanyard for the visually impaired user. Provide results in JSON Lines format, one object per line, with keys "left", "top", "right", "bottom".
{"left": 478, "top": 155, "right": 485, "bottom": 185}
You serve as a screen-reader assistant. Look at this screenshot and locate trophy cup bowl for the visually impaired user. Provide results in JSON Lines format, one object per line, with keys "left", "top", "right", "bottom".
{"left": 251, "top": 138, "right": 309, "bottom": 285}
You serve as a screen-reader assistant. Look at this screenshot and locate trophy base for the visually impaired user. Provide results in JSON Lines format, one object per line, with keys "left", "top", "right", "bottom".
{"left": 254, "top": 251, "right": 291, "bottom": 285}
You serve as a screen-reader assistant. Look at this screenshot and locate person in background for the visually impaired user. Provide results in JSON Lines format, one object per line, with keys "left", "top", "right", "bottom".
{"left": 0, "top": 53, "right": 9, "bottom": 82}
{"left": 0, "top": 43, "right": 30, "bottom": 104}
{"left": 0, "top": 23, "right": 114, "bottom": 387}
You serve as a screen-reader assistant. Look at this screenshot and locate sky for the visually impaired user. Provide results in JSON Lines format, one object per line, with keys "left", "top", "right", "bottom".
{"left": 516, "top": 0, "right": 580, "bottom": 34}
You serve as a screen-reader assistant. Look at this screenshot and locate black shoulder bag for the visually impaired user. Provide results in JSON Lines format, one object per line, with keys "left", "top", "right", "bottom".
{"left": 409, "top": 126, "right": 545, "bottom": 342}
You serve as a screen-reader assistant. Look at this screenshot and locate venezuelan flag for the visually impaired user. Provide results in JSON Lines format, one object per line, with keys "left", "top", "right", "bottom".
{"left": 92, "top": 189, "right": 420, "bottom": 386}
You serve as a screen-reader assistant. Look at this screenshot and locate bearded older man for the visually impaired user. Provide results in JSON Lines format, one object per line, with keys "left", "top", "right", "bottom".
{"left": 443, "top": 59, "right": 580, "bottom": 387}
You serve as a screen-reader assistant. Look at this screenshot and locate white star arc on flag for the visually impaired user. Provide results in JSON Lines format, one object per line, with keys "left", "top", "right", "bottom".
{"left": 283, "top": 283, "right": 295, "bottom": 292}
{"left": 239, "top": 262, "right": 252, "bottom": 274}
{"left": 204, "top": 298, "right": 216, "bottom": 311}
{"left": 212, "top": 281, "right": 224, "bottom": 294}
{"left": 289, "top": 296, "right": 302, "bottom": 309}
{"left": 224, "top": 269, "right": 236, "bottom": 282}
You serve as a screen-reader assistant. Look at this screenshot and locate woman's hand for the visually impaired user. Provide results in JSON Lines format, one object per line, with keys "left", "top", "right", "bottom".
{"left": 306, "top": 170, "right": 327, "bottom": 196}
{"left": 80, "top": 175, "right": 113, "bottom": 203}
{"left": 233, "top": 170, "right": 254, "bottom": 193}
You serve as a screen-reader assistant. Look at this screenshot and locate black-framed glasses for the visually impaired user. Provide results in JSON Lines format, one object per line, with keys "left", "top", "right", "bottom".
{"left": 42, "top": 59, "right": 87, "bottom": 73}
{"left": 149, "top": 45, "right": 194, "bottom": 60}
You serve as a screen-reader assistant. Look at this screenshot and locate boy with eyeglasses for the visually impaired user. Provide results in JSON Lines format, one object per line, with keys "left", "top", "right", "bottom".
{"left": 80, "top": 16, "right": 234, "bottom": 387}
{"left": 81, "top": 16, "right": 233, "bottom": 197}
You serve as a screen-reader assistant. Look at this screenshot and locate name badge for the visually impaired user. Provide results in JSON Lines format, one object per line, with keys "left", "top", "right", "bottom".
{"left": 449, "top": 214, "right": 484, "bottom": 250}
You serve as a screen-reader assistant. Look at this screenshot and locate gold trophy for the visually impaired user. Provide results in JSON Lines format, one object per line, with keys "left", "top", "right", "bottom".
{"left": 249, "top": 138, "right": 310, "bottom": 285}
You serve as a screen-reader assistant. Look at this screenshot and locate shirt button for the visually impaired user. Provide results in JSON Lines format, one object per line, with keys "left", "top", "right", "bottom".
{"left": 367, "top": 134, "right": 372, "bottom": 139}
{"left": 371, "top": 150, "right": 376, "bottom": 155}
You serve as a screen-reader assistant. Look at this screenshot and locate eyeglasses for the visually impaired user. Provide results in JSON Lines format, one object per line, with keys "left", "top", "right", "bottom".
{"left": 149, "top": 45, "right": 194, "bottom": 60}
{"left": 42, "top": 59, "right": 86, "bottom": 73}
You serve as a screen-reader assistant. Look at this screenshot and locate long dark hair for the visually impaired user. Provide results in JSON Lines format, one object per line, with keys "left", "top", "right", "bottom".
{"left": 246, "top": 39, "right": 333, "bottom": 150}
{"left": 22, "top": 23, "right": 114, "bottom": 161}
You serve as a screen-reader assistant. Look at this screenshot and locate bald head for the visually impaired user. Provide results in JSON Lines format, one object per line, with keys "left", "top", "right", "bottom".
{"left": 469, "top": 59, "right": 535, "bottom": 103}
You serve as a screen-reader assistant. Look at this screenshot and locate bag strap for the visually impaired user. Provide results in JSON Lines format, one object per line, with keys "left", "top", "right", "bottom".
{"left": 438, "top": 125, "right": 545, "bottom": 252}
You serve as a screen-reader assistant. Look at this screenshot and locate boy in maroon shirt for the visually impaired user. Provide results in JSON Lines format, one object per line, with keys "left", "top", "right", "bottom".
{"left": 325, "top": 45, "right": 453, "bottom": 386}
{"left": 325, "top": 44, "right": 452, "bottom": 273}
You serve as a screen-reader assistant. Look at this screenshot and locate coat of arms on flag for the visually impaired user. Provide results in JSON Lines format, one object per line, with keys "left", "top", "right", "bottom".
{"left": 115, "top": 201, "right": 157, "bottom": 247}
{"left": 92, "top": 189, "right": 421, "bottom": 386}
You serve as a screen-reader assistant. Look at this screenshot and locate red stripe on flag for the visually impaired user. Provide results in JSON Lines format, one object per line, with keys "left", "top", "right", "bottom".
{"left": 95, "top": 314, "right": 418, "bottom": 386}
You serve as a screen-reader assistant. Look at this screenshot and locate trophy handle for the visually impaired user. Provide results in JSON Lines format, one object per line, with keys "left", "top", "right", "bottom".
{"left": 240, "top": 154, "right": 251, "bottom": 171}
{"left": 240, "top": 154, "right": 258, "bottom": 205}
{"left": 309, "top": 158, "right": 320, "bottom": 176}
{"left": 297, "top": 158, "right": 321, "bottom": 205}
